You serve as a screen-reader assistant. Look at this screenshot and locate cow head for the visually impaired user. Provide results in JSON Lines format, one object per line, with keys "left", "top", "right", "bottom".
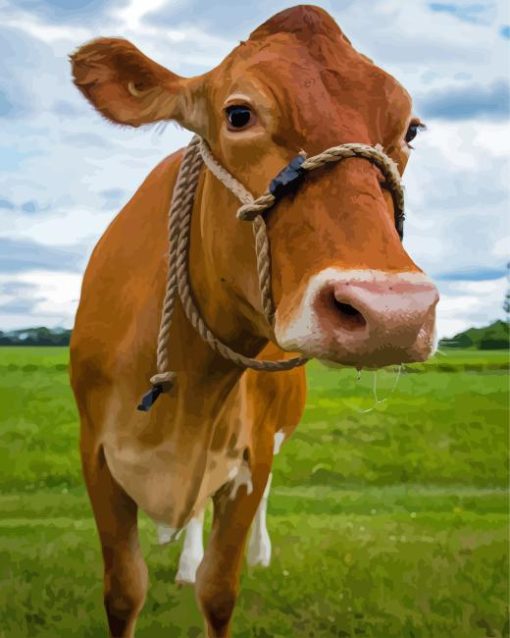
{"left": 71, "top": 5, "right": 438, "bottom": 368}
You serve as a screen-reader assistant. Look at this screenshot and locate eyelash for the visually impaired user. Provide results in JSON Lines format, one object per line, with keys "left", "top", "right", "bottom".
{"left": 405, "top": 121, "right": 425, "bottom": 148}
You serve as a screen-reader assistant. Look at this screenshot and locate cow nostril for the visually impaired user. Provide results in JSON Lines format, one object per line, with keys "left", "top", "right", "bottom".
{"left": 331, "top": 297, "right": 367, "bottom": 331}
{"left": 336, "top": 301, "right": 359, "bottom": 316}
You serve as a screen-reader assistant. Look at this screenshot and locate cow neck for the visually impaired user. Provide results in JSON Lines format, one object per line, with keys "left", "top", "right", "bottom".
{"left": 138, "top": 134, "right": 404, "bottom": 411}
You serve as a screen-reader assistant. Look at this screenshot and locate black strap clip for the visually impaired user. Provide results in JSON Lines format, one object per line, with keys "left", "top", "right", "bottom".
{"left": 137, "top": 384, "right": 163, "bottom": 412}
{"left": 269, "top": 155, "right": 307, "bottom": 200}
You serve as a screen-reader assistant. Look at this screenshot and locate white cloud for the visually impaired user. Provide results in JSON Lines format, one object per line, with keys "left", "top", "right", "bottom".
{"left": 437, "top": 277, "right": 507, "bottom": 337}
{"left": 493, "top": 236, "right": 510, "bottom": 260}
{"left": 334, "top": 0, "right": 509, "bottom": 93}
{"left": 402, "top": 118, "right": 510, "bottom": 280}
{"left": 0, "top": 271, "right": 81, "bottom": 330}
{"left": 0, "top": 206, "right": 110, "bottom": 249}
{"left": 2, "top": 10, "right": 93, "bottom": 45}
{"left": 112, "top": 0, "right": 172, "bottom": 31}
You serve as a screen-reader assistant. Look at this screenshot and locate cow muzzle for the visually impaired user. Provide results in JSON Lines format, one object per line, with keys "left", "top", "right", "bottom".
{"left": 275, "top": 269, "right": 439, "bottom": 367}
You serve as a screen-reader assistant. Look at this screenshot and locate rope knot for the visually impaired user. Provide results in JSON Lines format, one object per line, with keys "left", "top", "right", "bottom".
{"left": 236, "top": 192, "right": 275, "bottom": 221}
{"left": 150, "top": 371, "right": 177, "bottom": 391}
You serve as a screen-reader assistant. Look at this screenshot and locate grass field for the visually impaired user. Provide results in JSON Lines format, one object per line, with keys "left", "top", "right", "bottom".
{"left": 0, "top": 346, "right": 508, "bottom": 637}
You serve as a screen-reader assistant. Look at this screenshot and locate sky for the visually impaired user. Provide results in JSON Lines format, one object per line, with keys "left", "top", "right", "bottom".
{"left": 0, "top": 0, "right": 509, "bottom": 338}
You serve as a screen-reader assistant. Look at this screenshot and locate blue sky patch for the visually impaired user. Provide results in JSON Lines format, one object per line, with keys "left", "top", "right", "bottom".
{"left": 418, "top": 80, "right": 510, "bottom": 120}
{"left": 436, "top": 268, "right": 508, "bottom": 282}
{"left": 500, "top": 25, "right": 510, "bottom": 39}
{"left": 0, "top": 199, "right": 15, "bottom": 210}
{"left": 7, "top": 0, "right": 122, "bottom": 25}
{"left": 0, "top": 88, "right": 16, "bottom": 118}
{"left": 428, "top": 2, "right": 496, "bottom": 24}
{"left": 0, "top": 238, "right": 85, "bottom": 273}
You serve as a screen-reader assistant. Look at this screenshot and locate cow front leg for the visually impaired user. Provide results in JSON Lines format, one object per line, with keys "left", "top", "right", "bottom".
{"left": 246, "top": 472, "right": 272, "bottom": 567}
{"left": 175, "top": 509, "right": 205, "bottom": 585}
{"left": 82, "top": 443, "right": 148, "bottom": 638}
{"left": 246, "top": 429, "right": 286, "bottom": 567}
{"left": 195, "top": 447, "right": 272, "bottom": 638}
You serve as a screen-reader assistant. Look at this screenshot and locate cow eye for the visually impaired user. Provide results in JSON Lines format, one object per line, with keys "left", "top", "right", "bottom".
{"left": 225, "top": 105, "right": 253, "bottom": 130}
{"left": 405, "top": 120, "right": 425, "bottom": 145}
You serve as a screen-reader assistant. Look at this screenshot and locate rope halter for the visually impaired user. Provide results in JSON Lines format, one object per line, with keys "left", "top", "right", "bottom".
{"left": 137, "top": 134, "right": 405, "bottom": 411}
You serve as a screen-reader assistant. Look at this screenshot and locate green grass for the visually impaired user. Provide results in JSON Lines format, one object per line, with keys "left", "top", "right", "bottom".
{"left": 0, "top": 347, "right": 508, "bottom": 637}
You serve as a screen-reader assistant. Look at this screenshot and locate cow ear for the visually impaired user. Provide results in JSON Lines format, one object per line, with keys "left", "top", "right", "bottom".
{"left": 70, "top": 38, "right": 205, "bottom": 132}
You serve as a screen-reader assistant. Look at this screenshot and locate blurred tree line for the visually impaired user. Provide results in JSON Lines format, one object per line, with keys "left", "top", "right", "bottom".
{"left": 0, "top": 327, "right": 71, "bottom": 346}
{"left": 0, "top": 321, "right": 507, "bottom": 349}
{"left": 439, "top": 320, "right": 509, "bottom": 350}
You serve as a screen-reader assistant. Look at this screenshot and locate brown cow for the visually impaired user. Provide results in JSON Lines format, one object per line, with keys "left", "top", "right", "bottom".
{"left": 69, "top": 5, "right": 438, "bottom": 637}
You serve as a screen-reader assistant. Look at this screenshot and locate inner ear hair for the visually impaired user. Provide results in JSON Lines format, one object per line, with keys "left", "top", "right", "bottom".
{"left": 127, "top": 81, "right": 146, "bottom": 98}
